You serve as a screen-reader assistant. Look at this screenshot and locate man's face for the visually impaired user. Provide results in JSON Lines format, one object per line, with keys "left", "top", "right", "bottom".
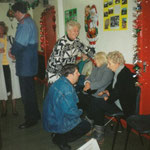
{"left": 72, "top": 68, "right": 80, "bottom": 84}
{"left": 14, "top": 11, "right": 21, "bottom": 21}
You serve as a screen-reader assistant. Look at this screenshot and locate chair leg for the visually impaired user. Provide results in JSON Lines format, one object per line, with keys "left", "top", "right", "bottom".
{"left": 147, "top": 139, "right": 150, "bottom": 150}
{"left": 124, "top": 125, "right": 131, "bottom": 150}
{"left": 112, "top": 118, "right": 120, "bottom": 150}
{"left": 139, "top": 133, "right": 144, "bottom": 145}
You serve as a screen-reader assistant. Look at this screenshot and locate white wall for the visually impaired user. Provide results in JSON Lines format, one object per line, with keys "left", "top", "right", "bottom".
{"left": 0, "top": 3, "right": 33, "bottom": 37}
{"left": 62, "top": 0, "right": 136, "bottom": 64}
{"left": 0, "top": 3, "right": 18, "bottom": 37}
{"left": 0, "top": 1, "right": 137, "bottom": 64}
{"left": 32, "top": 3, "right": 45, "bottom": 51}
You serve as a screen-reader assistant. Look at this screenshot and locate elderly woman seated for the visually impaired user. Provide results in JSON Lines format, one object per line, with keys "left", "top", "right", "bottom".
{"left": 78, "top": 51, "right": 113, "bottom": 114}
{"left": 86, "top": 51, "right": 137, "bottom": 144}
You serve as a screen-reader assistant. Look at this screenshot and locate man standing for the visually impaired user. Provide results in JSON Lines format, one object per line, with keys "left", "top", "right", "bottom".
{"left": 11, "top": 2, "right": 41, "bottom": 129}
{"left": 43, "top": 64, "right": 91, "bottom": 150}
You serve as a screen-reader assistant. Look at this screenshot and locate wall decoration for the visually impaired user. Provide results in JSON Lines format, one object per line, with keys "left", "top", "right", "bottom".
{"left": 65, "top": 8, "right": 77, "bottom": 34}
{"left": 40, "top": 6, "right": 56, "bottom": 68}
{"left": 85, "top": 5, "right": 99, "bottom": 48}
{"left": 132, "top": 0, "right": 142, "bottom": 80}
{"left": 7, "top": 3, "right": 14, "bottom": 21}
{"left": 103, "top": 0, "right": 128, "bottom": 31}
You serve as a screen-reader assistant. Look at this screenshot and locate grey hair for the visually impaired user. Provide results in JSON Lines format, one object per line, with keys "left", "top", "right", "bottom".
{"left": 107, "top": 51, "right": 125, "bottom": 65}
{"left": 66, "top": 20, "right": 81, "bottom": 31}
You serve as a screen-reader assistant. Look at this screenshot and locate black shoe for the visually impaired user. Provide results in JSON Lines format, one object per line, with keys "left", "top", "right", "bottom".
{"left": 57, "top": 144, "right": 71, "bottom": 150}
{"left": 52, "top": 138, "right": 71, "bottom": 150}
{"left": 18, "top": 120, "right": 37, "bottom": 129}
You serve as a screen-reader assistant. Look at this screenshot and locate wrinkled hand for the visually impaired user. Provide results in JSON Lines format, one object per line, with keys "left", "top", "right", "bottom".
{"left": 0, "top": 48, "right": 4, "bottom": 53}
{"left": 83, "top": 82, "right": 91, "bottom": 91}
{"left": 98, "top": 90, "right": 110, "bottom": 96}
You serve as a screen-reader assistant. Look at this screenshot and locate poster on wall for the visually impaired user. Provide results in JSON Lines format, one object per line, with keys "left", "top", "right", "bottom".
{"left": 103, "top": 0, "right": 128, "bottom": 31}
{"left": 65, "top": 8, "right": 77, "bottom": 33}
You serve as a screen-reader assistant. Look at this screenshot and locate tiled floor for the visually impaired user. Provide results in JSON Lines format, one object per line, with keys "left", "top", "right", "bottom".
{"left": 0, "top": 81, "right": 150, "bottom": 150}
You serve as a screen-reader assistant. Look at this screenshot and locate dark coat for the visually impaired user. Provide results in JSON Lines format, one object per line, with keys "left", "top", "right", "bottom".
{"left": 107, "top": 66, "right": 136, "bottom": 117}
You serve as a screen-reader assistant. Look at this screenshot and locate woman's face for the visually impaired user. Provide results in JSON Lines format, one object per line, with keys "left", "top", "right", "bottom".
{"left": 67, "top": 26, "right": 79, "bottom": 40}
{"left": 81, "top": 53, "right": 88, "bottom": 61}
{"left": 107, "top": 59, "right": 119, "bottom": 72}
{"left": 0, "top": 26, "right": 4, "bottom": 37}
{"left": 94, "top": 57, "right": 101, "bottom": 67}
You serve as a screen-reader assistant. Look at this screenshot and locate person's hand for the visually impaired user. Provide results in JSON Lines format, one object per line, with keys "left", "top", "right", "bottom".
{"left": 0, "top": 48, "right": 4, "bottom": 53}
{"left": 104, "top": 96, "right": 108, "bottom": 101}
{"left": 83, "top": 82, "right": 90, "bottom": 91}
{"left": 98, "top": 91, "right": 104, "bottom": 96}
{"left": 104, "top": 90, "right": 110, "bottom": 96}
{"left": 98, "top": 90, "right": 110, "bottom": 96}
{"left": 8, "top": 50, "right": 15, "bottom": 60}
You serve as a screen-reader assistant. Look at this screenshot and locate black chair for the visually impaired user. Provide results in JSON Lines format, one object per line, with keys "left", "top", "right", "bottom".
{"left": 106, "top": 86, "right": 141, "bottom": 150}
{"left": 124, "top": 115, "right": 150, "bottom": 150}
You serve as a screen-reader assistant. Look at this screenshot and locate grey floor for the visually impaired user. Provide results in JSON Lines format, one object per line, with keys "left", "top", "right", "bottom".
{"left": 0, "top": 81, "right": 150, "bottom": 150}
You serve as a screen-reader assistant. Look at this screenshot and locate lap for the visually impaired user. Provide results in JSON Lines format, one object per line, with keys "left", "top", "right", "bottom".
{"left": 91, "top": 97, "right": 121, "bottom": 115}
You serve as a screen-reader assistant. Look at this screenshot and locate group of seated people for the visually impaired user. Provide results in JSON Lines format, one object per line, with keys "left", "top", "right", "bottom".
{"left": 42, "top": 50, "right": 137, "bottom": 150}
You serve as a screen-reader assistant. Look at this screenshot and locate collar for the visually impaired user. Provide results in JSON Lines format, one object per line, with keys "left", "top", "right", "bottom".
{"left": 114, "top": 64, "right": 124, "bottom": 77}
{"left": 19, "top": 14, "right": 30, "bottom": 23}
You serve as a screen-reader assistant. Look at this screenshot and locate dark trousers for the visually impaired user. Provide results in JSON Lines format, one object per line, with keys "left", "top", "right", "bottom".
{"left": 19, "top": 76, "right": 41, "bottom": 122}
{"left": 88, "top": 97, "right": 121, "bottom": 126}
{"left": 77, "top": 92, "right": 91, "bottom": 113}
{"left": 53, "top": 120, "right": 91, "bottom": 145}
{"left": 3, "top": 65, "right": 12, "bottom": 93}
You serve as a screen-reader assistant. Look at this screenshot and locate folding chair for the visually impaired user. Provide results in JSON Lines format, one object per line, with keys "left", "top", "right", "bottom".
{"left": 124, "top": 114, "right": 150, "bottom": 150}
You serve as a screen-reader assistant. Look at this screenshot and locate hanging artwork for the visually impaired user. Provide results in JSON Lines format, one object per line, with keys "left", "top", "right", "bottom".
{"left": 85, "top": 5, "right": 99, "bottom": 48}
{"left": 65, "top": 8, "right": 77, "bottom": 34}
{"left": 103, "top": 0, "right": 128, "bottom": 31}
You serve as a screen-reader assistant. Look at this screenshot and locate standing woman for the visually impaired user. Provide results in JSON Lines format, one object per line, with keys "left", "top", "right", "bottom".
{"left": 0, "top": 21, "right": 21, "bottom": 117}
{"left": 46, "top": 20, "right": 95, "bottom": 84}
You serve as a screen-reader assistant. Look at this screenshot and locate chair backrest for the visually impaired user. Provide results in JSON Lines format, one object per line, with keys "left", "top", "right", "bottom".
{"left": 135, "top": 86, "right": 141, "bottom": 115}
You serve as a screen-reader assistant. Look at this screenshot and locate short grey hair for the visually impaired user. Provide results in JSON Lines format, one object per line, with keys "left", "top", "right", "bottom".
{"left": 107, "top": 51, "right": 125, "bottom": 65}
{"left": 66, "top": 20, "right": 81, "bottom": 31}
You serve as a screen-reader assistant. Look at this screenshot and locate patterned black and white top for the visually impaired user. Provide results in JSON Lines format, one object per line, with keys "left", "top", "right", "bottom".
{"left": 46, "top": 35, "right": 95, "bottom": 84}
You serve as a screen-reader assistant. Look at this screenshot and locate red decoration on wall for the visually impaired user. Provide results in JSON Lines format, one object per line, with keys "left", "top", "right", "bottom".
{"left": 133, "top": 0, "right": 150, "bottom": 115}
{"left": 40, "top": 6, "right": 56, "bottom": 68}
